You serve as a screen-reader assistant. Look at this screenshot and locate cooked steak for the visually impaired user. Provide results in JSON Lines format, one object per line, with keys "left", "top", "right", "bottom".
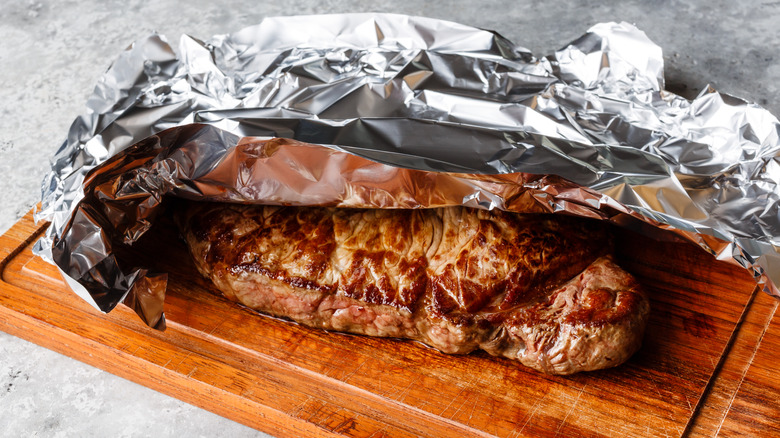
{"left": 177, "top": 203, "right": 649, "bottom": 375}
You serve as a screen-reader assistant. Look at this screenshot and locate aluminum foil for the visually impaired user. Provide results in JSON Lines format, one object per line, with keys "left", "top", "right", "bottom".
{"left": 35, "top": 14, "right": 780, "bottom": 328}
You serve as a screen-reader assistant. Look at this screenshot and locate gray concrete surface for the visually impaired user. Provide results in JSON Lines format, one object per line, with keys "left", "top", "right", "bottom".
{"left": 0, "top": 0, "right": 777, "bottom": 436}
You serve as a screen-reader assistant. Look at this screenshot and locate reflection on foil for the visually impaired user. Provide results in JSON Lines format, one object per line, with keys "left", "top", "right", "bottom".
{"left": 34, "top": 14, "right": 780, "bottom": 328}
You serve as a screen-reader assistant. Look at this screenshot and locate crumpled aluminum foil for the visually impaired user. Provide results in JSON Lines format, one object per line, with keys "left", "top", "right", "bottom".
{"left": 35, "top": 13, "right": 780, "bottom": 329}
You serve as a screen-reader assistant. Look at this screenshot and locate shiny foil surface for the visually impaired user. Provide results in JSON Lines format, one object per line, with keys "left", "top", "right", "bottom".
{"left": 35, "top": 14, "right": 780, "bottom": 327}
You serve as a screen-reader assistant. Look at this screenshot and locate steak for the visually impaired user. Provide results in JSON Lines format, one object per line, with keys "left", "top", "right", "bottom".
{"left": 177, "top": 203, "right": 649, "bottom": 375}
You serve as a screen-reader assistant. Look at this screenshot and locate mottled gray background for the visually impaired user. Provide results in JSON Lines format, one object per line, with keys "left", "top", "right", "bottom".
{"left": 0, "top": 1, "right": 778, "bottom": 436}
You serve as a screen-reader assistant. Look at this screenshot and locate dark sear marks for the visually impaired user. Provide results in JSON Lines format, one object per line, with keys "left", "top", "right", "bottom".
{"left": 179, "top": 203, "right": 649, "bottom": 375}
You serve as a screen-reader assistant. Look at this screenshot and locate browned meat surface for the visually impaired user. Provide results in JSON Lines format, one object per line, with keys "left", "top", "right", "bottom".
{"left": 177, "top": 203, "right": 649, "bottom": 375}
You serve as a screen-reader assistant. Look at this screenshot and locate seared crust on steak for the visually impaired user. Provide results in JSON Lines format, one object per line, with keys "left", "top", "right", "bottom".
{"left": 178, "top": 203, "right": 649, "bottom": 375}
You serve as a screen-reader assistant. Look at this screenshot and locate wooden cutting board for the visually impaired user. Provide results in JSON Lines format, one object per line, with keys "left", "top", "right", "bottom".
{"left": 0, "top": 208, "right": 777, "bottom": 437}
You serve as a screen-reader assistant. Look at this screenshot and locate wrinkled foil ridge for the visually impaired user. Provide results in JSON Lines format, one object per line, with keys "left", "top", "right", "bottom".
{"left": 34, "top": 14, "right": 780, "bottom": 329}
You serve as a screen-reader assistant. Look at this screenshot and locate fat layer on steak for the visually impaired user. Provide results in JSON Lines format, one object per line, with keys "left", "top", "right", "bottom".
{"left": 177, "top": 203, "right": 650, "bottom": 375}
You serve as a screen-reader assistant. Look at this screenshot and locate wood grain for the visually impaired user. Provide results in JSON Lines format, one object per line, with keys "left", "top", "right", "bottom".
{"left": 0, "top": 208, "right": 774, "bottom": 437}
{"left": 684, "top": 284, "right": 778, "bottom": 436}
{"left": 715, "top": 290, "right": 780, "bottom": 437}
